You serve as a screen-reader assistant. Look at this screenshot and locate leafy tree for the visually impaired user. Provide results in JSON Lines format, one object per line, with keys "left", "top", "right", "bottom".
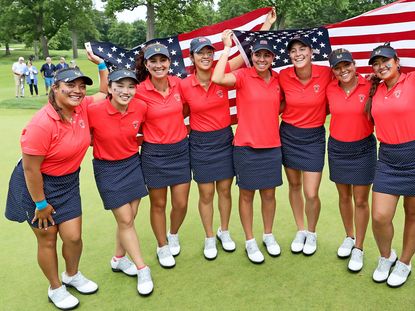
{"left": 0, "top": 1, "right": 21, "bottom": 55}
{"left": 49, "top": 24, "right": 72, "bottom": 50}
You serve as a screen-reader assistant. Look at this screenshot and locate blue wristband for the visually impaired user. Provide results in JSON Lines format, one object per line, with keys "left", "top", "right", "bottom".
{"left": 98, "top": 62, "right": 107, "bottom": 71}
{"left": 35, "top": 199, "right": 48, "bottom": 210}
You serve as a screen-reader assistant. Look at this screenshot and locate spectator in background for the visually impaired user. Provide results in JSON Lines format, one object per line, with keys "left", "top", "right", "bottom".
{"left": 12, "top": 57, "right": 26, "bottom": 98}
{"left": 24, "top": 61, "right": 39, "bottom": 96}
{"left": 69, "top": 60, "right": 79, "bottom": 69}
{"left": 55, "top": 57, "right": 69, "bottom": 71}
{"left": 40, "top": 57, "right": 56, "bottom": 95}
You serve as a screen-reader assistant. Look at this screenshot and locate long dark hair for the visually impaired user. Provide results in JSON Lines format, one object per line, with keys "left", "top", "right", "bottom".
{"left": 364, "top": 76, "right": 381, "bottom": 121}
{"left": 135, "top": 49, "right": 148, "bottom": 83}
{"left": 48, "top": 82, "right": 66, "bottom": 122}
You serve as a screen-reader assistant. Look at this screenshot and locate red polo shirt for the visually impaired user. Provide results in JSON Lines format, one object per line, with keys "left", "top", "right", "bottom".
{"left": 232, "top": 67, "right": 281, "bottom": 148}
{"left": 372, "top": 72, "right": 415, "bottom": 144}
{"left": 20, "top": 96, "right": 93, "bottom": 176}
{"left": 180, "top": 64, "right": 232, "bottom": 131}
{"left": 280, "top": 64, "right": 332, "bottom": 128}
{"left": 327, "top": 74, "right": 374, "bottom": 142}
{"left": 135, "top": 76, "right": 187, "bottom": 144}
{"left": 88, "top": 98, "right": 147, "bottom": 160}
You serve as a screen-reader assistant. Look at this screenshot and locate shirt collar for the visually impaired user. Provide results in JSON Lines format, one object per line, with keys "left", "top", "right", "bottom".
{"left": 288, "top": 64, "right": 319, "bottom": 79}
{"left": 105, "top": 97, "right": 135, "bottom": 115}
{"left": 248, "top": 66, "right": 278, "bottom": 80}
{"left": 143, "top": 75, "right": 177, "bottom": 91}
{"left": 45, "top": 100, "right": 83, "bottom": 120}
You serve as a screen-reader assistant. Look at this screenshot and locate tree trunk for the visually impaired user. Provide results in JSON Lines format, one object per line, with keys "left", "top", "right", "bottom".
{"left": 146, "top": 2, "right": 155, "bottom": 40}
{"left": 5, "top": 42, "right": 10, "bottom": 56}
{"left": 41, "top": 35, "right": 49, "bottom": 58}
{"left": 276, "top": 15, "right": 286, "bottom": 30}
{"left": 33, "top": 40, "right": 39, "bottom": 60}
{"left": 72, "top": 31, "right": 78, "bottom": 59}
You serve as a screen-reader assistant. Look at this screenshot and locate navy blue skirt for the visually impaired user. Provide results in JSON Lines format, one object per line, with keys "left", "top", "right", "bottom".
{"left": 5, "top": 160, "right": 82, "bottom": 227}
{"left": 189, "top": 126, "right": 235, "bottom": 183}
{"left": 93, "top": 154, "right": 148, "bottom": 210}
{"left": 373, "top": 140, "right": 415, "bottom": 196}
{"left": 280, "top": 121, "right": 326, "bottom": 172}
{"left": 141, "top": 138, "right": 191, "bottom": 188}
{"left": 233, "top": 146, "right": 283, "bottom": 190}
{"left": 328, "top": 134, "right": 377, "bottom": 185}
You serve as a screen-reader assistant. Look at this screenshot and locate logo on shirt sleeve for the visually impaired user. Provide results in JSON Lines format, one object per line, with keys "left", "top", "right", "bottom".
{"left": 358, "top": 94, "right": 366, "bottom": 103}
{"left": 174, "top": 93, "right": 181, "bottom": 102}
{"left": 216, "top": 90, "right": 224, "bottom": 98}
{"left": 313, "top": 84, "right": 320, "bottom": 93}
{"left": 132, "top": 120, "right": 139, "bottom": 129}
{"left": 394, "top": 90, "right": 401, "bottom": 98}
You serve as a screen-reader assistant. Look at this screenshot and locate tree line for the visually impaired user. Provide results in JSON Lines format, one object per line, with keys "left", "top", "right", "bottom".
{"left": 0, "top": 0, "right": 392, "bottom": 59}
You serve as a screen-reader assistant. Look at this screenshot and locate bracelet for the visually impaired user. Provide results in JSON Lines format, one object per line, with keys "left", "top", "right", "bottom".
{"left": 98, "top": 62, "right": 107, "bottom": 71}
{"left": 35, "top": 199, "right": 48, "bottom": 210}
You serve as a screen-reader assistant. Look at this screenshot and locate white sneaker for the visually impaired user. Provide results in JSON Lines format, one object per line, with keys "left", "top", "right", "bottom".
{"left": 137, "top": 266, "right": 154, "bottom": 296}
{"left": 337, "top": 237, "right": 355, "bottom": 258}
{"left": 303, "top": 231, "right": 317, "bottom": 256}
{"left": 348, "top": 248, "right": 364, "bottom": 272}
{"left": 291, "top": 230, "right": 307, "bottom": 253}
{"left": 167, "top": 232, "right": 181, "bottom": 256}
{"left": 110, "top": 256, "right": 137, "bottom": 276}
{"left": 156, "top": 245, "right": 175, "bottom": 268}
{"left": 262, "top": 233, "right": 281, "bottom": 257}
{"left": 216, "top": 228, "right": 236, "bottom": 252}
{"left": 372, "top": 249, "right": 397, "bottom": 283}
{"left": 204, "top": 237, "right": 218, "bottom": 260}
{"left": 61, "top": 271, "right": 98, "bottom": 295}
{"left": 245, "top": 239, "right": 264, "bottom": 264}
{"left": 48, "top": 285, "right": 79, "bottom": 310}
{"left": 387, "top": 260, "right": 412, "bottom": 288}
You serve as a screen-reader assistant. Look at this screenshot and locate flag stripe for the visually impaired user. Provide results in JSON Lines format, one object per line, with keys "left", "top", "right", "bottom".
{"left": 329, "top": 29, "right": 415, "bottom": 45}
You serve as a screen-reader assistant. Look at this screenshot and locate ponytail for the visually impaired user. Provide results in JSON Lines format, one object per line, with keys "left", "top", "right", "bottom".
{"left": 48, "top": 84, "right": 66, "bottom": 122}
{"left": 135, "top": 49, "right": 149, "bottom": 83}
{"left": 365, "top": 75, "right": 381, "bottom": 121}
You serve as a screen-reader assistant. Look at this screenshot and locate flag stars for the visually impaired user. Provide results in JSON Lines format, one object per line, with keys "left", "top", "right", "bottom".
{"left": 98, "top": 46, "right": 103, "bottom": 52}
{"left": 312, "top": 37, "right": 318, "bottom": 43}
{"left": 116, "top": 58, "right": 122, "bottom": 64}
{"left": 133, "top": 50, "right": 140, "bottom": 55}
{"left": 120, "top": 53, "right": 125, "bottom": 57}
{"left": 107, "top": 53, "right": 113, "bottom": 58}
{"left": 111, "top": 46, "right": 117, "bottom": 52}
{"left": 317, "top": 31, "right": 323, "bottom": 36}
{"left": 173, "top": 61, "right": 179, "bottom": 67}
{"left": 167, "top": 38, "right": 174, "bottom": 43}
{"left": 283, "top": 58, "right": 289, "bottom": 64}
{"left": 320, "top": 42, "right": 326, "bottom": 48}
{"left": 176, "top": 72, "right": 182, "bottom": 77}
{"left": 171, "top": 50, "right": 177, "bottom": 55}
{"left": 125, "top": 63, "right": 131, "bottom": 69}
{"left": 279, "top": 48, "right": 285, "bottom": 54}
{"left": 129, "top": 57, "right": 134, "bottom": 62}
{"left": 322, "top": 53, "right": 328, "bottom": 58}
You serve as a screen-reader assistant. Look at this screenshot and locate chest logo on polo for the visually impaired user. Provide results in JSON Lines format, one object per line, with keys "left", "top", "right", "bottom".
{"left": 79, "top": 120, "right": 86, "bottom": 129}
{"left": 394, "top": 90, "right": 401, "bottom": 98}
{"left": 359, "top": 94, "right": 366, "bottom": 103}
{"left": 132, "top": 120, "right": 139, "bottom": 129}
{"left": 216, "top": 90, "right": 223, "bottom": 98}
{"left": 174, "top": 93, "right": 181, "bottom": 102}
{"left": 313, "top": 84, "right": 320, "bottom": 93}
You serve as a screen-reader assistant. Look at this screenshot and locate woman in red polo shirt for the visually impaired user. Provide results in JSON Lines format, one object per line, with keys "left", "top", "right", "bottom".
{"left": 88, "top": 69, "right": 152, "bottom": 295}
{"left": 180, "top": 9, "right": 276, "bottom": 260}
{"left": 279, "top": 36, "right": 332, "bottom": 256}
{"left": 367, "top": 43, "right": 415, "bottom": 287}
{"left": 212, "top": 33, "right": 282, "bottom": 264}
{"left": 5, "top": 53, "right": 107, "bottom": 310}
{"left": 134, "top": 43, "right": 191, "bottom": 269}
{"left": 326, "top": 48, "right": 376, "bottom": 272}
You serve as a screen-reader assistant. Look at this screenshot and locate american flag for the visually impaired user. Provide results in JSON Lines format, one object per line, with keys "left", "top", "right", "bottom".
{"left": 87, "top": 7, "right": 271, "bottom": 77}
{"left": 88, "top": 0, "right": 415, "bottom": 123}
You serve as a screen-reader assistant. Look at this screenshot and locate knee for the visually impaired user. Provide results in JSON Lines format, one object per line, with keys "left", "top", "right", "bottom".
{"left": 151, "top": 198, "right": 167, "bottom": 211}
{"left": 62, "top": 233, "right": 82, "bottom": 246}
{"left": 217, "top": 183, "right": 231, "bottom": 199}
{"left": 304, "top": 191, "right": 319, "bottom": 202}
{"left": 288, "top": 180, "right": 302, "bottom": 192}
{"left": 199, "top": 188, "right": 215, "bottom": 205}
{"left": 354, "top": 198, "right": 369, "bottom": 210}
{"left": 240, "top": 191, "right": 254, "bottom": 203}
{"left": 372, "top": 209, "right": 391, "bottom": 227}
{"left": 338, "top": 193, "right": 352, "bottom": 206}
{"left": 38, "top": 234, "right": 57, "bottom": 249}
{"left": 117, "top": 215, "right": 135, "bottom": 230}
{"left": 261, "top": 191, "right": 275, "bottom": 203}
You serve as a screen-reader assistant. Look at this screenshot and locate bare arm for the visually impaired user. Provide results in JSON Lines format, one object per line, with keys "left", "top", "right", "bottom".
{"left": 87, "top": 51, "right": 108, "bottom": 102}
{"left": 212, "top": 30, "right": 237, "bottom": 87}
{"left": 228, "top": 8, "right": 276, "bottom": 71}
{"left": 22, "top": 153, "right": 56, "bottom": 229}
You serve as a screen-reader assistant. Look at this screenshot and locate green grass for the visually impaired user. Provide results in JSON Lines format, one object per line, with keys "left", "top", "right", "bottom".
{"left": 1, "top": 46, "right": 414, "bottom": 310}
{"left": 1, "top": 108, "right": 414, "bottom": 311}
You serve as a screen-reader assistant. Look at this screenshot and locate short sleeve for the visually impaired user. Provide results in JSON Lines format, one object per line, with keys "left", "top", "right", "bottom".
{"left": 21, "top": 124, "right": 52, "bottom": 156}
{"left": 232, "top": 68, "right": 246, "bottom": 90}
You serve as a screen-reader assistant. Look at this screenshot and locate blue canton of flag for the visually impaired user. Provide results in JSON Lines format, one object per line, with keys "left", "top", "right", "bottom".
{"left": 89, "top": 36, "right": 189, "bottom": 77}
{"left": 233, "top": 27, "right": 332, "bottom": 69}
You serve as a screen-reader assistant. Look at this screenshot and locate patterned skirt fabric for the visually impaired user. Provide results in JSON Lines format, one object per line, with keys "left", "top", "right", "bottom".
{"left": 93, "top": 153, "right": 148, "bottom": 210}
{"left": 141, "top": 138, "right": 191, "bottom": 188}
{"left": 5, "top": 160, "right": 82, "bottom": 227}
{"left": 280, "top": 121, "right": 326, "bottom": 172}
{"left": 373, "top": 140, "right": 415, "bottom": 196}
{"left": 233, "top": 146, "right": 283, "bottom": 190}
{"left": 328, "top": 134, "right": 377, "bottom": 185}
{"left": 189, "top": 126, "right": 235, "bottom": 183}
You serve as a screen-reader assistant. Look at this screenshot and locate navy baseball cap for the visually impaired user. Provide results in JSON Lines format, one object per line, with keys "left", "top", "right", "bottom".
{"left": 368, "top": 44, "right": 397, "bottom": 65}
{"left": 108, "top": 69, "right": 138, "bottom": 83}
{"left": 144, "top": 43, "right": 170, "bottom": 60}
{"left": 252, "top": 39, "right": 274, "bottom": 54}
{"left": 54, "top": 68, "right": 93, "bottom": 85}
{"left": 329, "top": 49, "right": 354, "bottom": 67}
{"left": 287, "top": 36, "right": 312, "bottom": 51}
{"left": 190, "top": 37, "right": 215, "bottom": 53}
